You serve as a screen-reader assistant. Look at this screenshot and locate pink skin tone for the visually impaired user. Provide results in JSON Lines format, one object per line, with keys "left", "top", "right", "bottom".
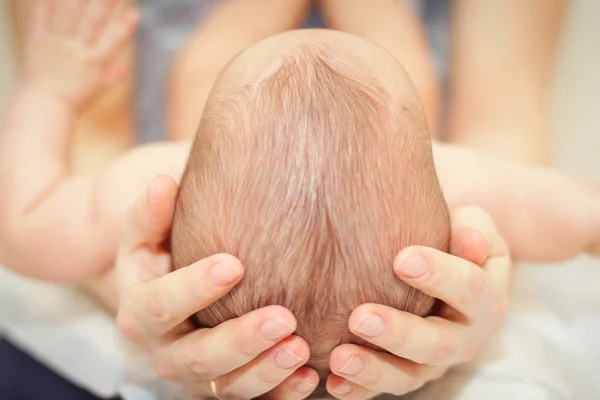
{"left": 0, "top": 0, "right": 597, "bottom": 398}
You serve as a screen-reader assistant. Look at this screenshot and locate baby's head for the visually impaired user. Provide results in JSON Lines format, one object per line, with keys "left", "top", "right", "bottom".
{"left": 171, "top": 30, "right": 450, "bottom": 375}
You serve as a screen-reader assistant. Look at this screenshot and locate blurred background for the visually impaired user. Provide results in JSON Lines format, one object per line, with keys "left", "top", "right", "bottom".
{"left": 1, "top": 1, "right": 599, "bottom": 170}
{"left": 0, "top": 0, "right": 599, "bottom": 398}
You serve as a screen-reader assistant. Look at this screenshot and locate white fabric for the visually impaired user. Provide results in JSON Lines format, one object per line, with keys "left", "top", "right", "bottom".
{"left": 399, "top": 256, "right": 600, "bottom": 400}
{"left": 0, "top": 268, "right": 172, "bottom": 400}
{"left": 2, "top": 256, "right": 599, "bottom": 399}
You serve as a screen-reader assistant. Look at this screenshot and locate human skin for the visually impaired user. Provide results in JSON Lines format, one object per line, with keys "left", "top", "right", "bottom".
{"left": 9, "top": 0, "right": 136, "bottom": 171}
{"left": 1, "top": 9, "right": 599, "bottom": 398}
{"left": 116, "top": 175, "right": 509, "bottom": 399}
{"left": 447, "top": 0, "right": 568, "bottom": 165}
{"left": 168, "top": 0, "right": 313, "bottom": 141}
{"left": 0, "top": 1, "right": 314, "bottom": 398}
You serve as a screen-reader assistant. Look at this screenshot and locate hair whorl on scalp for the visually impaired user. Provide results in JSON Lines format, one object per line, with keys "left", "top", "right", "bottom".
{"left": 171, "top": 42, "right": 450, "bottom": 374}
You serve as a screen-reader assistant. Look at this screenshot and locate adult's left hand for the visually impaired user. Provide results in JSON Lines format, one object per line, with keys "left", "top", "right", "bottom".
{"left": 325, "top": 206, "right": 511, "bottom": 398}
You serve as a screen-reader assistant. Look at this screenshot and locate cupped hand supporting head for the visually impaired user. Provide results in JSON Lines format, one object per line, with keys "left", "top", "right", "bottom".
{"left": 115, "top": 175, "right": 320, "bottom": 399}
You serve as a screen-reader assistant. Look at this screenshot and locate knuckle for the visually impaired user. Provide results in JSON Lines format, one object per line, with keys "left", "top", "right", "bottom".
{"left": 116, "top": 313, "right": 142, "bottom": 342}
{"left": 362, "top": 368, "right": 383, "bottom": 388}
{"left": 218, "top": 381, "right": 250, "bottom": 400}
{"left": 258, "top": 366, "right": 284, "bottom": 385}
{"left": 186, "top": 348, "right": 212, "bottom": 380}
{"left": 426, "top": 271, "right": 446, "bottom": 291}
{"left": 146, "top": 291, "right": 171, "bottom": 323}
{"left": 459, "top": 269, "right": 485, "bottom": 307}
{"left": 387, "top": 329, "right": 411, "bottom": 356}
{"left": 230, "top": 328, "right": 256, "bottom": 360}
{"left": 426, "top": 341, "right": 457, "bottom": 366}
{"left": 153, "top": 359, "right": 176, "bottom": 381}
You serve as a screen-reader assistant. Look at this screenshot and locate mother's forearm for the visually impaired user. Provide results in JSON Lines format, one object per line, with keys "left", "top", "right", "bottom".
{"left": 447, "top": 0, "right": 568, "bottom": 165}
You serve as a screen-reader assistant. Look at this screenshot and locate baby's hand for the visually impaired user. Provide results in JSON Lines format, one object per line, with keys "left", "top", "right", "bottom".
{"left": 23, "top": 0, "right": 138, "bottom": 108}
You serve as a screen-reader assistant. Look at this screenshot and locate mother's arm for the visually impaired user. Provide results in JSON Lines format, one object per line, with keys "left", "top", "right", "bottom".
{"left": 447, "top": 0, "right": 568, "bottom": 165}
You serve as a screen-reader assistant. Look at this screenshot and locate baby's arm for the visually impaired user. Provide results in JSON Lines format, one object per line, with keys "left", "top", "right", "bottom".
{"left": 0, "top": 0, "right": 149, "bottom": 281}
{"left": 435, "top": 143, "right": 600, "bottom": 262}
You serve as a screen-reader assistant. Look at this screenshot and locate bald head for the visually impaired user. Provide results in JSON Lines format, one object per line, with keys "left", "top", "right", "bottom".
{"left": 171, "top": 30, "right": 450, "bottom": 375}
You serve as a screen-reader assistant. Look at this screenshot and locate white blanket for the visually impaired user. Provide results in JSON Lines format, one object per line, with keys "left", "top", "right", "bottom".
{"left": 2, "top": 256, "right": 599, "bottom": 399}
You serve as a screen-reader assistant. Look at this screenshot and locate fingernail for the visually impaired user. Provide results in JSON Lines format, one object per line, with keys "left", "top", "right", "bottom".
{"left": 275, "top": 348, "right": 304, "bottom": 369}
{"left": 209, "top": 259, "right": 242, "bottom": 286}
{"left": 353, "top": 313, "right": 386, "bottom": 337}
{"left": 395, "top": 253, "right": 429, "bottom": 278}
{"left": 295, "top": 381, "right": 316, "bottom": 393}
{"left": 260, "top": 318, "right": 295, "bottom": 341}
{"left": 339, "top": 356, "right": 364, "bottom": 376}
{"left": 332, "top": 383, "right": 352, "bottom": 395}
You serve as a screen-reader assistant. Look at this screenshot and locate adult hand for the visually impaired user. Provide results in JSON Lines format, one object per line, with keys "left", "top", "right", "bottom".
{"left": 115, "top": 175, "right": 320, "bottom": 399}
{"left": 326, "top": 206, "right": 511, "bottom": 399}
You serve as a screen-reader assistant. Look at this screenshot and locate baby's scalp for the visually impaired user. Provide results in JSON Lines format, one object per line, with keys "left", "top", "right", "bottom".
{"left": 171, "top": 30, "right": 450, "bottom": 375}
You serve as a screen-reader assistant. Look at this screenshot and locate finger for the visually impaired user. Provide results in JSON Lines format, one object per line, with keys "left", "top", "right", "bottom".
{"left": 262, "top": 367, "right": 320, "bottom": 400}
{"left": 450, "top": 225, "right": 489, "bottom": 266}
{"left": 50, "top": 0, "right": 76, "bottom": 34}
{"left": 326, "top": 375, "right": 377, "bottom": 400}
{"left": 95, "top": 10, "right": 139, "bottom": 67}
{"left": 393, "top": 246, "right": 500, "bottom": 321}
{"left": 102, "top": 63, "right": 130, "bottom": 87}
{"left": 451, "top": 206, "right": 509, "bottom": 261}
{"left": 155, "top": 306, "right": 297, "bottom": 382}
{"left": 349, "top": 304, "right": 469, "bottom": 366}
{"left": 29, "top": 0, "right": 52, "bottom": 39}
{"left": 451, "top": 206, "right": 512, "bottom": 289}
{"left": 59, "top": 0, "right": 87, "bottom": 34}
{"left": 80, "top": 0, "right": 117, "bottom": 44}
{"left": 121, "top": 175, "right": 178, "bottom": 255}
{"left": 117, "top": 254, "right": 243, "bottom": 339}
{"left": 216, "top": 336, "right": 309, "bottom": 399}
{"left": 115, "top": 175, "right": 180, "bottom": 291}
{"left": 329, "top": 344, "right": 437, "bottom": 397}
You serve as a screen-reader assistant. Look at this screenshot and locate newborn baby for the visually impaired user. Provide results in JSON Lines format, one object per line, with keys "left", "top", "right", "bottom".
{"left": 171, "top": 30, "right": 450, "bottom": 374}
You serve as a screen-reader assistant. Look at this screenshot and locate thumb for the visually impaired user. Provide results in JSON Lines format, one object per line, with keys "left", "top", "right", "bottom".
{"left": 121, "top": 175, "right": 179, "bottom": 255}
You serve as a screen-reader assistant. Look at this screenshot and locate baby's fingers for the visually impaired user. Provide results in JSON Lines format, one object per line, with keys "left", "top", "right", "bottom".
{"left": 95, "top": 10, "right": 139, "bottom": 69}
{"left": 29, "top": 0, "right": 50, "bottom": 39}
{"left": 52, "top": 0, "right": 86, "bottom": 35}
{"left": 80, "top": 0, "right": 118, "bottom": 44}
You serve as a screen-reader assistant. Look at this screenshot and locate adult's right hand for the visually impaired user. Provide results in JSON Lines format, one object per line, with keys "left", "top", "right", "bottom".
{"left": 115, "top": 175, "right": 319, "bottom": 399}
